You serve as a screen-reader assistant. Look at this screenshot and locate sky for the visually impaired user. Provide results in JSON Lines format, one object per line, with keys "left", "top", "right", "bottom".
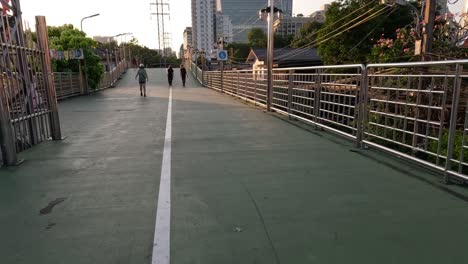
{"left": 19, "top": 0, "right": 334, "bottom": 52}
{"left": 18, "top": 0, "right": 467, "bottom": 53}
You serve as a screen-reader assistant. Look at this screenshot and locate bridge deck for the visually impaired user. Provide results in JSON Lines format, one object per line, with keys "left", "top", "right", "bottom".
{"left": 1, "top": 69, "right": 468, "bottom": 264}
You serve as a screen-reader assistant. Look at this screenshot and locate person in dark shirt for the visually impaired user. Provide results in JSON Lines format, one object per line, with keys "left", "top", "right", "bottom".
{"left": 167, "top": 65, "right": 174, "bottom": 87}
{"left": 180, "top": 65, "right": 188, "bottom": 87}
{"left": 135, "top": 64, "right": 148, "bottom": 97}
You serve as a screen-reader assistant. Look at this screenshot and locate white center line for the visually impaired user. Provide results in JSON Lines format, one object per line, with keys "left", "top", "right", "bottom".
{"left": 152, "top": 86, "right": 172, "bottom": 264}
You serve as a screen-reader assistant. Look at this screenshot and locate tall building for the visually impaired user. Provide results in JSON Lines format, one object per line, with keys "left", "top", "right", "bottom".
{"left": 215, "top": 12, "right": 233, "bottom": 43}
{"left": 216, "top": 0, "right": 293, "bottom": 43}
{"left": 192, "top": 0, "right": 216, "bottom": 53}
{"left": 183, "top": 27, "right": 193, "bottom": 50}
{"left": 275, "top": 16, "right": 313, "bottom": 38}
{"left": 310, "top": 4, "right": 330, "bottom": 24}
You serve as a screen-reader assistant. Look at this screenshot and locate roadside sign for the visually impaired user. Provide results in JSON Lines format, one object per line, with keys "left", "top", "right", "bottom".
{"left": 74, "top": 49, "right": 84, "bottom": 59}
{"left": 217, "top": 50, "right": 228, "bottom": 61}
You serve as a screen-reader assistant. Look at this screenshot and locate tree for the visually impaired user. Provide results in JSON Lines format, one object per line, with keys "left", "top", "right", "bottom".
{"left": 48, "top": 24, "right": 104, "bottom": 89}
{"left": 369, "top": 13, "right": 468, "bottom": 62}
{"left": 226, "top": 42, "right": 251, "bottom": 62}
{"left": 291, "top": 21, "right": 323, "bottom": 48}
{"left": 274, "top": 34, "right": 294, "bottom": 48}
{"left": 123, "top": 38, "right": 181, "bottom": 67}
{"left": 317, "top": 0, "right": 414, "bottom": 65}
{"left": 248, "top": 28, "right": 267, "bottom": 48}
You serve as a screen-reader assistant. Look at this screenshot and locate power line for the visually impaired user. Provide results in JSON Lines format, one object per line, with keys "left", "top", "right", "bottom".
{"left": 273, "top": 0, "right": 379, "bottom": 56}
{"left": 275, "top": 5, "right": 392, "bottom": 63}
{"left": 286, "top": 0, "right": 378, "bottom": 49}
{"left": 275, "top": 5, "right": 390, "bottom": 61}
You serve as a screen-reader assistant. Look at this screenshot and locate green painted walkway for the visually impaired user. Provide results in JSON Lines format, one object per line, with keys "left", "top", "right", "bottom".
{"left": 1, "top": 69, "right": 468, "bottom": 264}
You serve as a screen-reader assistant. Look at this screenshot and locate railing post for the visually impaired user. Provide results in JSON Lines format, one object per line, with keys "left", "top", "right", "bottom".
{"left": 444, "top": 63, "right": 463, "bottom": 183}
{"left": 254, "top": 72, "right": 258, "bottom": 106}
{"left": 69, "top": 72, "right": 73, "bottom": 95}
{"left": 0, "top": 74, "right": 19, "bottom": 165}
{"left": 57, "top": 73, "right": 62, "bottom": 98}
{"left": 237, "top": 71, "right": 240, "bottom": 96}
{"left": 267, "top": 69, "right": 273, "bottom": 111}
{"left": 288, "top": 69, "right": 294, "bottom": 119}
{"left": 313, "top": 69, "right": 322, "bottom": 129}
{"left": 221, "top": 68, "right": 224, "bottom": 92}
{"left": 36, "top": 16, "right": 62, "bottom": 140}
{"left": 356, "top": 65, "right": 368, "bottom": 148}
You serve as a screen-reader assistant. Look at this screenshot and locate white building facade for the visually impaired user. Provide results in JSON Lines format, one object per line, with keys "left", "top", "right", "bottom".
{"left": 191, "top": 0, "right": 216, "bottom": 53}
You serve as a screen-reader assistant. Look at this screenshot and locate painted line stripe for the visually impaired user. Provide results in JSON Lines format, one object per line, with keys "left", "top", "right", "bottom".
{"left": 152, "top": 86, "right": 172, "bottom": 264}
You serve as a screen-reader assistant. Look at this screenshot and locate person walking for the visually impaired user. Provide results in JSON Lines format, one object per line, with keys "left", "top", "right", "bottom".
{"left": 167, "top": 65, "right": 174, "bottom": 87}
{"left": 135, "top": 64, "right": 148, "bottom": 97}
{"left": 180, "top": 65, "right": 188, "bottom": 87}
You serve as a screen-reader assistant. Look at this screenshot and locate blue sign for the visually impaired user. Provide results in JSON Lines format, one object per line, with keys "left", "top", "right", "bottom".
{"left": 217, "top": 50, "right": 228, "bottom": 61}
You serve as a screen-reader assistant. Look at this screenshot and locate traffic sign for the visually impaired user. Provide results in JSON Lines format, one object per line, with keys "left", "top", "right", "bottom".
{"left": 217, "top": 50, "right": 228, "bottom": 61}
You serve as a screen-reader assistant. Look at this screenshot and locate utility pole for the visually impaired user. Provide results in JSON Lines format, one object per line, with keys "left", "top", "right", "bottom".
{"left": 219, "top": 37, "right": 225, "bottom": 91}
{"left": 422, "top": 0, "right": 436, "bottom": 60}
{"left": 266, "top": 0, "right": 275, "bottom": 111}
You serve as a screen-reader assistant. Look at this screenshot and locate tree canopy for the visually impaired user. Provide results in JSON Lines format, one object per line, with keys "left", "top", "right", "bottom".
{"left": 48, "top": 24, "right": 104, "bottom": 89}
{"left": 248, "top": 28, "right": 267, "bottom": 48}
{"left": 316, "top": 0, "right": 414, "bottom": 64}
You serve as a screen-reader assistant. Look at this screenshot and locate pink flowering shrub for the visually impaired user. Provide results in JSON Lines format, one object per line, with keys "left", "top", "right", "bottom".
{"left": 369, "top": 12, "right": 468, "bottom": 62}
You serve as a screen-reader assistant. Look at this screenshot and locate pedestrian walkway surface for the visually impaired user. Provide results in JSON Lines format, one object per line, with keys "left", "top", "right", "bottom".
{"left": 1, "top": 68, "right": 468, "bottom": 264}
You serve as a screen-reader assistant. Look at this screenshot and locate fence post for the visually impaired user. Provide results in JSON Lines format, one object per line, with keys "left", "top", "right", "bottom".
{"left": 313, "top": 69, "right": 322, "bottom": 129}
{"left": 237, "top": 71, "right": 240, "bottom": 96}
{"left": 57, "top": 73, "right": 62, "bottom": 98}
{"left": 36, "top": 16, "right": 62, "bottom": 140}
{"left": 356, "top": 65, "right": 368, "bottom": 148}
{"left": 0, "top": 75, "right": 19, "bottom": 165}
{"left": 444, "top": 63, "right": 463, "bottom": 183}
{"left": 69, "top": 72, "right": 74, "bottom": 95}
{"left": 254, "top": 72, "right": 258, "bottom": 106}
{"left": 288, "top": 70, "right": 294, "bottom": 119}
{"left": 221, "top": 68, "right": 224, "bottom": 92}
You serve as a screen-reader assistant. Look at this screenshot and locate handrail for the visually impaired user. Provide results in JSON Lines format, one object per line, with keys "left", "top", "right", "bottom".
{"left": 201, "top": 60, "right": 468, "bottom": 183}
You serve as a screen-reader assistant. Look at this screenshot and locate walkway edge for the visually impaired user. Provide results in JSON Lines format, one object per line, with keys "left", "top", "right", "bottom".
{"left": 152, "top": 87, "right": 172, "bottom": 264}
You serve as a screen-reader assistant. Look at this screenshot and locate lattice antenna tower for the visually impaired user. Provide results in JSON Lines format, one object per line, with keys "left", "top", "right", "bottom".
{"left": 150, "top": 0, "right": 172, "bottom": 57}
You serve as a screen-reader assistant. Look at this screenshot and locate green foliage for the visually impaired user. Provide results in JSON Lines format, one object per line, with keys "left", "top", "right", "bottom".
{"left": 48, "top": 24, "right": 104, "bottom": 89}
{"left": 123, "top": 37, "right": 180, "bottom": 67}
{"left": 369, "top": 13, "right": 468, "bottom": 62}
{"left": 291, "top": 21, "right": 323, "bottom": 48}
{"left": 226, "top": 42, "right": 251, "bottom": 62}
{"left": 274, "top": 34, "right": 294, "bottom": 48}
{"left": 248, "top": 28, "right": 267, "bottom": 48}
{"left": 428, "top": 130, "right": 468, "bottom": 168}
{"left": 317, "top": 0, "right": 414, "bottom": 65}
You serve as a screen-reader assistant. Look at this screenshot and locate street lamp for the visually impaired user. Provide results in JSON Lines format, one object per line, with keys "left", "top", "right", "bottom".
{"left": 80, "top": 13, "right": 100, "bottom": 32}
{"left": 259, "top": 1, "right": 283, "bottom": 112}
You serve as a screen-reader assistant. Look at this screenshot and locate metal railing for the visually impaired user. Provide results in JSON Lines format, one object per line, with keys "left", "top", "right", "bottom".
{"left": 54, "top": 72, "right": 82, "bottom": 99}
{"left": 55, "top": 60, "right": 128, "bottom": 100}
{"left": 202, "top": 60, "right": 468, "bottom": 182}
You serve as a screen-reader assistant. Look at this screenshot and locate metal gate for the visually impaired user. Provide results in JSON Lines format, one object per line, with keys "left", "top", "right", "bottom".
{"left": 0, "top": 0, "right": 61, "bottom": 165}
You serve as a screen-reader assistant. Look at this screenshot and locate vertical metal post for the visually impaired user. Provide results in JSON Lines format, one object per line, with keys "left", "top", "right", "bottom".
{"left": 254, "top": 72, "right": 258, "bottom": 106}
{"left": 0, "top": 72, "right": 19, "bottom": 165}
{"left": 36, "top": 16, "right": 62, "bottom": 140}
{"left": 422, "top": 0, "right": 436, "bottom": 60}
{"left": 237, "top": 71, "right": 240, "bottom": 95}
{"left": 444, "top": 64, "right": 463, "bottom": 182}
{"left": 356, "top": 65, "right": 368, "bottom": 148}
{"left": 219, "top": 38, "right": 225, "bottom": 92}
{"left": 314, "top": 68, "right": 322, "bottom": 128}
{"left": 69, "top": 72, "right": 73, "bottom": 95}
{"left": 266, "top": 0, "right": 275, "bottom": 112}
{"left": 220, "top": 67, "right": 224, "bottom": 92}
{"left": 288, "top": 69, "right": 294, "bottom": 119}
{"left": 78, "top": 60, "right": 85, "bottom": 95}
